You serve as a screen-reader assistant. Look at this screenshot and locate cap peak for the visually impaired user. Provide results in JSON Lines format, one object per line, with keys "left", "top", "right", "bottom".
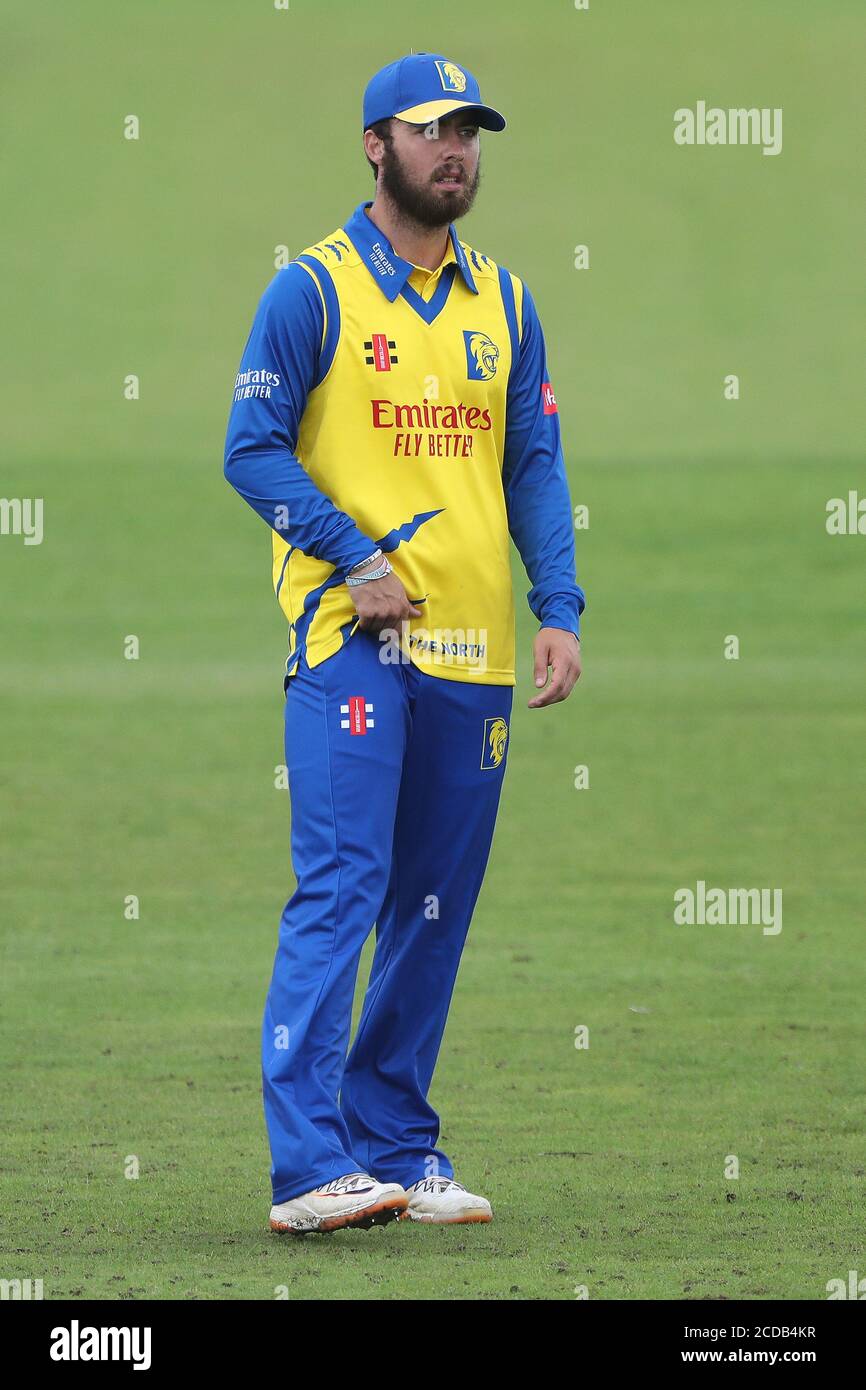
{"left": 363, "top": 52, "right": 506, "bottom": 133}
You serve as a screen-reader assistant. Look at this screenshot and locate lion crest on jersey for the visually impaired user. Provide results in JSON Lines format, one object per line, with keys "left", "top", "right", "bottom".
{"left": 464, "top": 331, "right": 500, "bottom": 381}
{"left": 481, "top": 716, "right": 508, "bottom": 769}
{"left": 436, "top": 60, "right": 468, "bottom": 93}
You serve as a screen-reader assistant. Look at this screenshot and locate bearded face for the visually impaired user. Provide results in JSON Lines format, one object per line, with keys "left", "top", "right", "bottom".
{"left": 378, "top": 121, "right": 482, "bottom": 228}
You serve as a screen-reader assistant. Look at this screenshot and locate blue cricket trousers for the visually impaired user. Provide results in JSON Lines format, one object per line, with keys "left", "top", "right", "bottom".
{"left": 262, "top": 629, "right": 512, "bottom": 1204}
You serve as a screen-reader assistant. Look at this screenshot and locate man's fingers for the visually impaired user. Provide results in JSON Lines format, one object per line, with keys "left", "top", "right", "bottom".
{"left": 527, "top": 660, "right": 579, "bottom": 708}
{"left": 533, "top": 645, "right": 553, "bottom": 688}
{"left": 529, "top": 683, "right": 566, "bottom": 708}
{"left": 357, "top": 603, "right": 420, "bottom": 633}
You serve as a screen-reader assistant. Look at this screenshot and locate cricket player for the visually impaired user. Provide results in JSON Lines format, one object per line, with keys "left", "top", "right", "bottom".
{"left": 224, "top": 52, "right": 585, "bottom": 1234}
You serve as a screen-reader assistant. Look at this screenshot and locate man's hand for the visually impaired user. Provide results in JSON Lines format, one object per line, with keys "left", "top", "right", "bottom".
{"left": 348, "top": 557, "right": 422, "bottom": 635}
{"left": 528, "top": 627, "right": 582, "bottom": 708}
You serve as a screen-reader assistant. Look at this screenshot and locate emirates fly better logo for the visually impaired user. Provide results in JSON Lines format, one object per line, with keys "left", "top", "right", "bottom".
{"left": 371, "top": 397, "right": 492, "bottom": 459}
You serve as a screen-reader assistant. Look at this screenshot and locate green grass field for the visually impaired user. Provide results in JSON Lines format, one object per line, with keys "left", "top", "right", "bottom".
{"left": 1, "top": 2, "right": 864, "bottom": 1300}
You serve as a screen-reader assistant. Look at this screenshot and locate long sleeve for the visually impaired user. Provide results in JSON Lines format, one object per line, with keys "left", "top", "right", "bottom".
{"left": 224, "top": 262, "right": 378, "bottom": 576}
{"left": 502, "top": 280, "right": 586, "bottom": 638}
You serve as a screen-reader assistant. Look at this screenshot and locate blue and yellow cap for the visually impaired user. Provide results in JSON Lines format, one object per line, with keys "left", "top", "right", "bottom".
{"left": 363, "top": 52, "right": 506, "bottom": 132}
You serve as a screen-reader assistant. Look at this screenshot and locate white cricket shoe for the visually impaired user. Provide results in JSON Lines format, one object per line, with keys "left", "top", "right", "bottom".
{"left": 400, "top": 1176, "right": 493, "bottom": 1224}
{"left": 269, "top": 1173, "right": 408, "bottom": 1235}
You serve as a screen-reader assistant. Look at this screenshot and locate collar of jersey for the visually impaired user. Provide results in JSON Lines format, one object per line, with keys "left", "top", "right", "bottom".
{"left": 343, "top": 200, "right": 478, "bottom": 302}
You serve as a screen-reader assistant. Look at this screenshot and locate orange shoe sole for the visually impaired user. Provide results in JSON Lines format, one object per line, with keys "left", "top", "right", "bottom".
{"left": 270, "top": 1193, "right": 409, "bottom": 1236}
{"left": 399, "top": 1210, "right": 492, "bottom": 1224}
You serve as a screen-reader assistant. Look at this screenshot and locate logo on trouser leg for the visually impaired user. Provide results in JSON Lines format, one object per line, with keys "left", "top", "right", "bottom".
{"left": 341, "top": 696, "right": 375, "bottom": 734}
{"left": 480, "top": 716, "right": 508, "bottom": 768}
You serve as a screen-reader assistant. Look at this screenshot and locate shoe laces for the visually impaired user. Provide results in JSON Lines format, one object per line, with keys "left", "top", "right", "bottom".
{"left": 315, "top": 1172, "right": 374, "bottom": 1195}
{"left": 412, "top": 1176, "right": 467, "bottom": 1193}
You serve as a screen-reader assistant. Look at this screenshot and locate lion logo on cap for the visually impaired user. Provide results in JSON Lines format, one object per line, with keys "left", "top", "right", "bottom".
{"left": 436, "top": 60, "right": 467, "bottom": 93}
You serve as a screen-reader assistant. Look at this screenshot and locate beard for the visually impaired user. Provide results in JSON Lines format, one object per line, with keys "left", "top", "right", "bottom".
{"left": 378, "top": 141, "right": 481, "bottom": 228}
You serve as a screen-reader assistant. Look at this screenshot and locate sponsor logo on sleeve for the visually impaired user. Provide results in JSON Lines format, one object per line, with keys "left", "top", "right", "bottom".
{"left": 234, "top": 368, "right": 280, "bottom": 402}
{"left": 541, "top": 381, "right": 558, "bottom": 414}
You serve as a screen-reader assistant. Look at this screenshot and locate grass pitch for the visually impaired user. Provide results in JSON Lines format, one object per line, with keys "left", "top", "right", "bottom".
{"left": 1, "top": 1, "right": 863, "bottom": 1299}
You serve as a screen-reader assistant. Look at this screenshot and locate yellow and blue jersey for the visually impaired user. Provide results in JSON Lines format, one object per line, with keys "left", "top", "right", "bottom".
{"left": 224, "top": 200, "right": 585, "bottom": 686}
